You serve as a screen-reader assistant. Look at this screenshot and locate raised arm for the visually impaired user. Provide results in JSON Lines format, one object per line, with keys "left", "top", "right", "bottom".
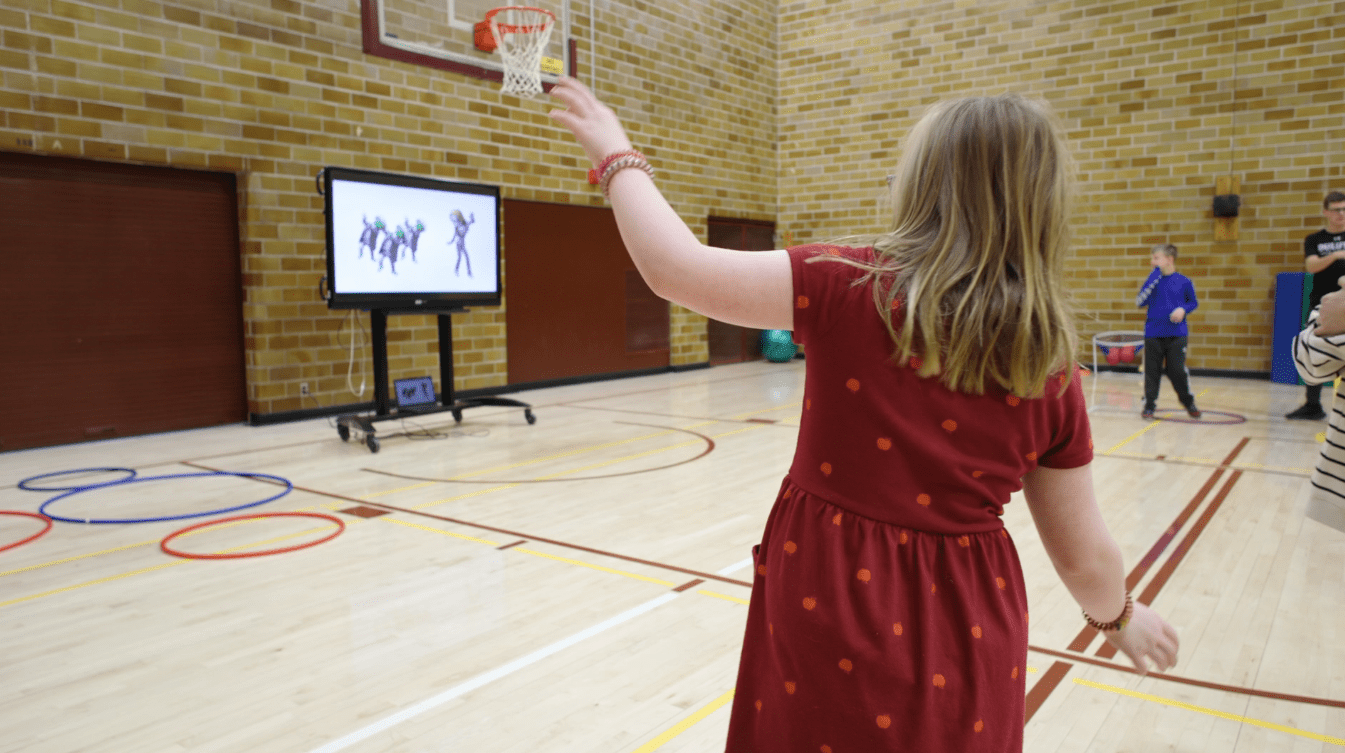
{"left": 548, "top": 77, "right": 793, "bottom": 331}
{"left": 1021, "top": 464, "right": 1179, "bottom": 674}
{"left": 1135, "top": 267, "right": 1161, "bottom": 308}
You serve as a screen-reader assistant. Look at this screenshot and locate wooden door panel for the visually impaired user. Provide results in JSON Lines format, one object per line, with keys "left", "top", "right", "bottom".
{"left": 504, "top": 200, "right": 668, "bottom": 385}
{"left": 0, "top": 154, "right": 245, "bottom": 451}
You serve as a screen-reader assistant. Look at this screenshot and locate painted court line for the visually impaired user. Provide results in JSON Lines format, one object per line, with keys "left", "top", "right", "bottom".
{"left": 629, "top": 688, "right": 736, "bottom": 753}
{"left": 1074, "top": 678, "right": 1345, "bottom": 746}
{"left": 307, "top": 591, "right": 682, "bottom": 753}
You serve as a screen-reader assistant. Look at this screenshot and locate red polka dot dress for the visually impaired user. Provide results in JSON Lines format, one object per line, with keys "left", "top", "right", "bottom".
{"left": 724, "top": 246, "right": 1093, "bottom": 752}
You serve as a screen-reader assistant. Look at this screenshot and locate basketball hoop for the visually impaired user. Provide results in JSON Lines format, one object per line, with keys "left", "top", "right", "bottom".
{"left": 480, "top": 6, "right": 556, "bottom": 97}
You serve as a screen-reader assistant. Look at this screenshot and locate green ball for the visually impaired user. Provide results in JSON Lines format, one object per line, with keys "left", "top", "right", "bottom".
{"left": 760, "top": 329, "right": 797, "bottom": 363}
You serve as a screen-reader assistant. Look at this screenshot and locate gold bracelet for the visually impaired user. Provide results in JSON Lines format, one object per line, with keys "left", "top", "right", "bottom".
{"left": 1083, "top": 592, "right": 1133, "bottom": 632}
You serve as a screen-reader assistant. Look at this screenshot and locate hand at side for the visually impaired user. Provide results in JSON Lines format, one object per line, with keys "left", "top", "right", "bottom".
{"left": 1103, "top": 602, "right": 1179, "bottom": 674}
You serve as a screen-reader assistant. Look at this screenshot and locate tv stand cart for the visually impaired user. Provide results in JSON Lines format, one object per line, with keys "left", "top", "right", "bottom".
{"left": 336, "top": 309, "right": 534, "bottom": 453}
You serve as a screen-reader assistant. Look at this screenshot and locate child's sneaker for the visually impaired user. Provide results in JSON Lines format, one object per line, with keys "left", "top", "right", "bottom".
{"left": 1187, "top": 406, "right": 1201, "bottom": 419}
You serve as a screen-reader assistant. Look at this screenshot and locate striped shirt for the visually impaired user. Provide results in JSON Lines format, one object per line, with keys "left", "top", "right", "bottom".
{"left": 1291, "top": 305, "right": 1345, "bottom": 532}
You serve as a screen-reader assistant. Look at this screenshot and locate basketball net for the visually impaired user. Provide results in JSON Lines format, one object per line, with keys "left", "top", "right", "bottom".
{"left": 487, "top": 7, "right": 555, "bottom": 97}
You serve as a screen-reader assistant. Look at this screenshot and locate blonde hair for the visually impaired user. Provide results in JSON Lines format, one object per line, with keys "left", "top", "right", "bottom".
{"left": 1152, "top": 243, "right": 1177, "bottom": 259}
{"left": 824, "top": 93, "right": 1077, "bottom": 398}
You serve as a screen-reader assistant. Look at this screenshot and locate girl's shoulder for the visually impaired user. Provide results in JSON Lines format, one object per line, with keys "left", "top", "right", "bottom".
{"left": 789, "top": 243, "right": 876, "bottom": 263}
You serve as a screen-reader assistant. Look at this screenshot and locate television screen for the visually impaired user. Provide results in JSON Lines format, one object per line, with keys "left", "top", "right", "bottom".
{"left": 323, "top": 166, "right": 501, "bottom": 311}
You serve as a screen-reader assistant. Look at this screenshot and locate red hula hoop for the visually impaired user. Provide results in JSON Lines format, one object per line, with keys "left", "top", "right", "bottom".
{"left": 0, "top": 511, "right": 54, "bottom": 553}
{"left": 160, "top": 512, "right": 345, "bottom": 560}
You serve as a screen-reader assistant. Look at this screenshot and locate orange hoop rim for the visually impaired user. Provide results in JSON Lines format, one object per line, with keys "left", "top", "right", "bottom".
{"left": 485, "top": 5, "right": 556, "bottom": 35}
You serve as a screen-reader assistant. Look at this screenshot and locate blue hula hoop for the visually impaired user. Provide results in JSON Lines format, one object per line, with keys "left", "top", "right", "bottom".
{"left": 38, "top": 471, "right": 293, "bottom": 524}
{"left": 18, "top": 467, "right": 138, "bottom": 492}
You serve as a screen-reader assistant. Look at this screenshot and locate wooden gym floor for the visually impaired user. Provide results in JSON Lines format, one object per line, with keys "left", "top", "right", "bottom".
{"left": 1, "top": 362, "right": 1342, "bottom": 752}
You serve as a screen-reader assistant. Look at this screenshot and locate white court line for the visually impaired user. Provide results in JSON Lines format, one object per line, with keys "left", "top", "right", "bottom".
{"left": 307, "top": 592, "right": 681, "bottom": 753}
{"left": 716, "top": 556, "right": 753, "bottom": 576}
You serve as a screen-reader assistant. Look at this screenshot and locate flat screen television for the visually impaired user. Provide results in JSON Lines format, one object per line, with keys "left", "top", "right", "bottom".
{"left": 322, "top": 166, "right": 501, "bottom": 311}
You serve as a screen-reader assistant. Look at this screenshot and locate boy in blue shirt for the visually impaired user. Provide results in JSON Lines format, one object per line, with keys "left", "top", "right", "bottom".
{"left": 1136, "top": 244, "right": 1200, "bottom": 419}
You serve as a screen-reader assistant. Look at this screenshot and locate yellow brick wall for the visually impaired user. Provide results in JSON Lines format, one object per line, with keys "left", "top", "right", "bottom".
{"left": 8, "top": 0, "right": 1335, "bottom": 419}
{"left": 778, "top": 0, "right": 1343, "bottom": 371}
{"left": 0, "top": 0, "right": 776, "bottom": 416}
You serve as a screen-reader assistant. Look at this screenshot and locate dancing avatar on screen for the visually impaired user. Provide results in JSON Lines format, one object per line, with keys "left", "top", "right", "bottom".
{"left": 378, "top": 226, "right": 405, "bottom": 274}
{"left": 402, "top": 219, "right": 426, "bottom": 262}
{"left": 358, "top": 216, "right": 385, "bottom": 259}
{"left": 451, "top": 209, "right": 475, "bottom": 276}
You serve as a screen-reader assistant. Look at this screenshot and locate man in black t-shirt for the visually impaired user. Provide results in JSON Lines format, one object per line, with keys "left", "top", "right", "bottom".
{"left": 1287, "top": 191, "right": 1345, "bottom": 420}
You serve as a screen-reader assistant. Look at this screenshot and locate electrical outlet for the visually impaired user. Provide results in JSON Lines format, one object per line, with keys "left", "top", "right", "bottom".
{"left": 300, "top": 382, "right": 310, "bottom": 396}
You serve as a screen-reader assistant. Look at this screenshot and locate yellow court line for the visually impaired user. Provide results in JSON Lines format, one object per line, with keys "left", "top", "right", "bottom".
{"left": 696, "top": 589, "right": 750, "bottom": 605}
{"left": 1102, "top": 388, "right": 1211, "bottom": 454}
{"left": 1104, "top": 421, "right": 1163, "bottom": 455}
{"left": 0, "top": 520, "right": 354, "bottom": 609}
{"left": 397, "top": 421, "right": 763, "bottom": 503}
{"left": 1074, "top": 678, "right": 1345, "bottom": 746}
{"left": 417, "top": 428, "right": 684, "bottom": 482}
{"left": 379, "top": 516, "right": 500, "bottom": 546}
{"left": 417, "top": 483, "right": 521, "bottom": 510}
{"left": 366, "top": 480, "right": 437, "bottom": 498}
{"left": 0, "top": 538, "right": 163, "bottom": 579}
{"left": 515, "top": 547, "right": 676, "bottom": 587}
{"left": 1103, "top": 451, "right": 1312, "bottom": 475}
{"left": 0, "top": 559, "right": 189, "bottom": 609}
{"left": 0, "top": 495, "right": 358, "bottom": 580}
{"left": 629, "top": 688, "right": 736, "bottom": 753}
{"left": 728, "top": 402, "right": 801, "bottom": 422}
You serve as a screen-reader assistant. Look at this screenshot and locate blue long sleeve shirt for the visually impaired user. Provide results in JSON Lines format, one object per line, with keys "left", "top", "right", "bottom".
{"left": 1136, "top": 268, "right": 1198, "bottom": 338}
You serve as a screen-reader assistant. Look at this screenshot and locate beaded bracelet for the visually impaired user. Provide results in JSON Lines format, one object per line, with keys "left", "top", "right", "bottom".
{"left": 597, "top": 153, "right": 654, "bottom": 198}
{"left": 1083, "top": 592, "right": 1133, "bottom": 632}
{"left": 587, "top": 150, "right": 644, "bottom": 185}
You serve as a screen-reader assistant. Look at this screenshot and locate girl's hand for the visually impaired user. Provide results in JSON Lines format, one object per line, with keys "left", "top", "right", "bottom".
{"left": 1104, "top": 602, "right": 1179, "bottom": 674}
{"left": 548, "top": 76, "right": 635, "bottom": 168}
{"left": 1316, "top": 282, "right": 1345, "bottom": 336}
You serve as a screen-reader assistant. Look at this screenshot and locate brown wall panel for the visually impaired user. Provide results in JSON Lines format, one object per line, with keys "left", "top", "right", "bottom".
{"left": 504, "top": 199, "right": 669, "bottom": 384}
{"left": 0, "top": 153, "right": 246, "bottom": 451}
{"left": 706, "top": 217, "right": 776, "bottom": 364}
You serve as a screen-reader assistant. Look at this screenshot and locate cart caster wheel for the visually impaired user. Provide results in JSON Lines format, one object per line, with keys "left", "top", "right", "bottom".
{"left": 367, "top": 435, "right": 380, "bottom": 453}
{"left": 337, "top": 424, "right": 350, "bottom": 442}
{"left": 451, "top": 409, "right": 463, "bottom": 424}
{"left": 525, "top": 409, "right": 536, "bottom": 425}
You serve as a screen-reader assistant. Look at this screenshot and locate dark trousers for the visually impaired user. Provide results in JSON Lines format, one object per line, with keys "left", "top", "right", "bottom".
{"left": 1304, "top": 382, "right": 1323, "bottom": 408}
{"left": 1143, "top": 336, "right": 1195, "bottom": 411}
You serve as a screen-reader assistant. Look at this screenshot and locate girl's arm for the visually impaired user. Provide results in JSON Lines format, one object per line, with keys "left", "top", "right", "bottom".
{"left": 1296, "top": 290, "right": 1345, "bottom": 385}
{"left": 1021, "top": 464, "right": 1180, "bottom": 674}
{"left": 1135, "top": 268, "right": 1161, "bottom": 308}
{"left": 549, "top": 77, "right": 793, "bottom": 331}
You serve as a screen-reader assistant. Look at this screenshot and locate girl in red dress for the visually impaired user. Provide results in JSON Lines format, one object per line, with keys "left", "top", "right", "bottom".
{"left": 549, "top": 78, "right": 1178, "bottom": 752}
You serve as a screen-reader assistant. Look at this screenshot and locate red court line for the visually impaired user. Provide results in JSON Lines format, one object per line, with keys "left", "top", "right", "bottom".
{"left": 1028, "top": 644, "right": 1345, "bottom": 709}
{"left": 182, "top": 461, "right": 754, "bottom": 589}
{"left": 1066, "top": 438, "right": 1249, "bottom": 654}
{"left": 360, "top": 422, "right": 717, "bottom": 484}
{"left": 1024, "top": 661, "right": 1072, "bottom": 722}
{"left": 673, "top": 578, "right": 705, "bottom": 592}
{"left": 1089, "top": 468, "right": 1245, "bottom": 662}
